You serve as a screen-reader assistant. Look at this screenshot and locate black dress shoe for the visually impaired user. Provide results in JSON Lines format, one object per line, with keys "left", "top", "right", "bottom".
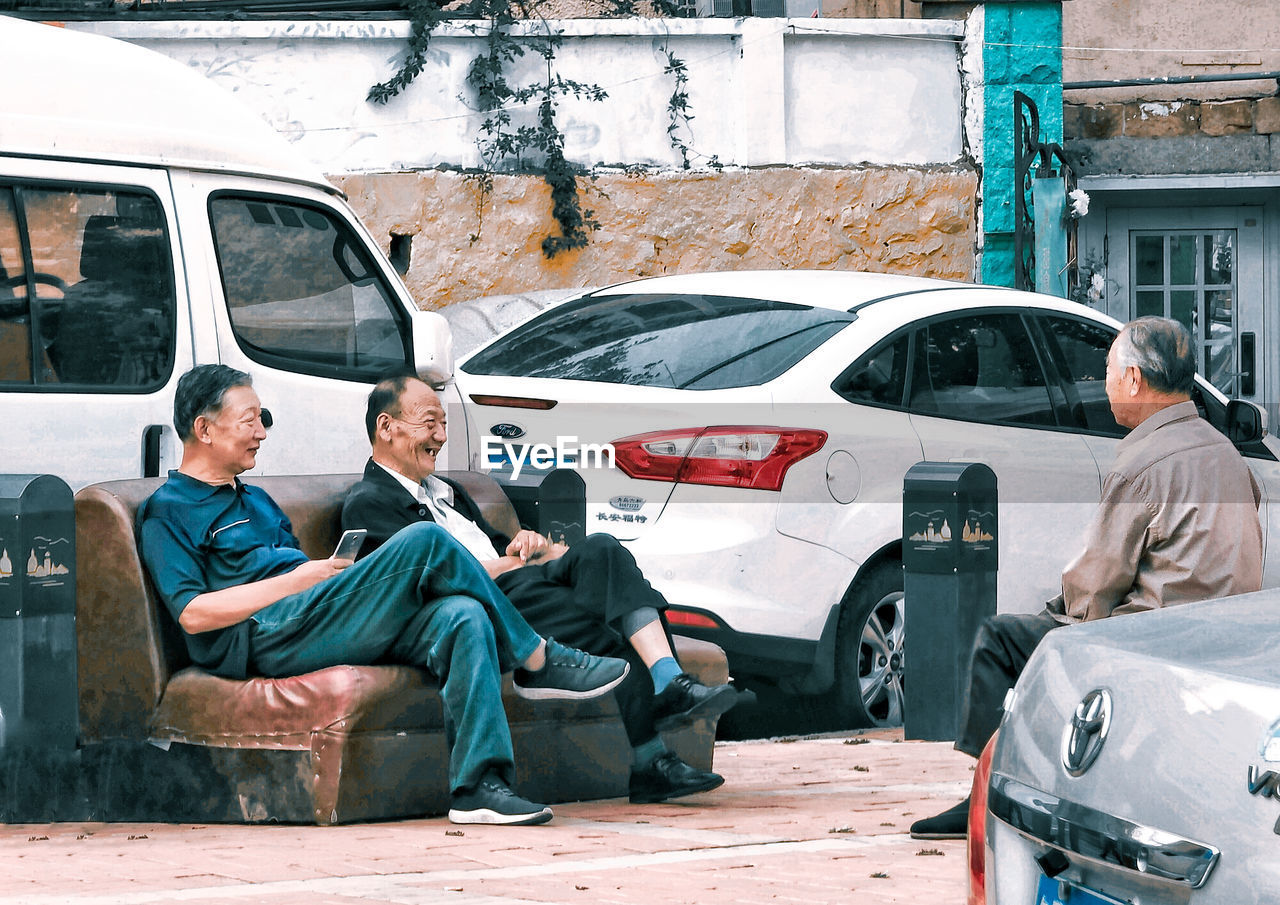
{"left": 629, "top": 751, "right": 725, "bottom": 804}
{"left": 909, "top": 798, "right": 970, "bottom": 839}
{"left": 652, "top": 673, "right": 740, "bottom": 731}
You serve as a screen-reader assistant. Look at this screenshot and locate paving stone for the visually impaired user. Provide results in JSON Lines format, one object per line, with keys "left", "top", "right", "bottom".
{"left": 0, "top": 732, "right": 971, "bottom": 905}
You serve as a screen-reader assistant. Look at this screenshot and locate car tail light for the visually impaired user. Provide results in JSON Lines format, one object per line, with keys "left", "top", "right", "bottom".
{"left": 967, "top": 732, "right": 998, "bottom": 905}
{"left": 665, "top": 608, "right": 724, "bottom": 629}
{"left": 611, "top": 426, "right": 827, "bottom": 492}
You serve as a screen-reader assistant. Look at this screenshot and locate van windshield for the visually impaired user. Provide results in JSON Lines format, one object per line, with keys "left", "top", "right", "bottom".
{"left": 462, "top": 293, "right": 855, "bottom": 389}
{"left": 210, "top": 196, "right": 408, "bottom": 379}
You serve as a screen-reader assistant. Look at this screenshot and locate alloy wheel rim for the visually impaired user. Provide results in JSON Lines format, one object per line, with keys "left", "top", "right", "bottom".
{"left": 858, "top": 590, "right": 906, "bottom": 727}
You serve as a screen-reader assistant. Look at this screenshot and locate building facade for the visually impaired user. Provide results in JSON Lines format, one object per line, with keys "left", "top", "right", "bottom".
{"left": 1062, "top": 0, "right": 1280, "bottom": 419}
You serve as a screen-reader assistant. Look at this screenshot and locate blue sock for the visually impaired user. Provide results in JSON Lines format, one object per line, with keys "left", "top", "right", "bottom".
{"left": 632, "top": 735, "right": 668, "bottom": 768}
{"left": 649, "top": 656, "right": 682, "bottom": 693}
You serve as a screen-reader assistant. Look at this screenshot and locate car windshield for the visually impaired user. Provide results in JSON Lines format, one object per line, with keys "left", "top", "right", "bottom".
{"left": 462, "top": 292, "right": 856, "bottom": 389}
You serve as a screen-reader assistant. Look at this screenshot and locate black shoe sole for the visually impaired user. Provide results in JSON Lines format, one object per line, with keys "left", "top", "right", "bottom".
{"left": 653, "top": 684, "right": 740, "bottom": 732}
{"left": 629, "top": 772, "right": 725, "bottom": 804}
{"left": 908, "top": 829, "right": 966, "bottom": 840}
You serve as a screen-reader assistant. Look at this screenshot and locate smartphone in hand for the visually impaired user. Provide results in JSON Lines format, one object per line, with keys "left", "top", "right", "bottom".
{"left": 332, "top": 528, "right": 367, "bottom": 563}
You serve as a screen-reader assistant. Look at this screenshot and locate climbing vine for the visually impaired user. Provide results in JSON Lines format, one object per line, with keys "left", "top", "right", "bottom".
{"left": 369, "top": 0, "right": 700, "bottom": 258}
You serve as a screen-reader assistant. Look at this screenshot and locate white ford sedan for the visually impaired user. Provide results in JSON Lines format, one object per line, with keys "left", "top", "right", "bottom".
{"left": 450, "top": 271, "right": 1280, "bottom": 726}
{"left": 973, "top": 592, "right": 1280, "bottom": 904}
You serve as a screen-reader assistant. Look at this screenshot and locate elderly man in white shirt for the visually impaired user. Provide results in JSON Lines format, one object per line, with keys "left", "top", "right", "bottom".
{"left": 342, "top": 374, "right": 743, "bottom": 804}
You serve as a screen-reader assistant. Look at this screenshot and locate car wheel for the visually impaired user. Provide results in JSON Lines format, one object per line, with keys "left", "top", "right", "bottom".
{"left": 835, "top": 561, "right": 905, "bottom": 728}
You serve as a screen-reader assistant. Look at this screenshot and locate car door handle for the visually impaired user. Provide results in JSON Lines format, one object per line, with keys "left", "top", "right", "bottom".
{"left": 142, "top": 424, "right": 164, "bottom": 477}
{"left": 1240, "top": 332, "right": 1256, "bottom": 397}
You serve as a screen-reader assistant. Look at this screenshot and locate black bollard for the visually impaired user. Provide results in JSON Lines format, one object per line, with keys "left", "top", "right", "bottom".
{"left": 0, "top": 475, "right": 78, "bottom": 751}
{"left": 902, "top": 462, "right": 998, "bottom": 741}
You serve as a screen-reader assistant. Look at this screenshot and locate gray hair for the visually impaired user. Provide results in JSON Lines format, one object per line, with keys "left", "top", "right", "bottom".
{"left": 1111, "top": 316, "right": 1195, "bottom": 396}
{"left": 174, "top": 364, "right": 253, "bottom": 442}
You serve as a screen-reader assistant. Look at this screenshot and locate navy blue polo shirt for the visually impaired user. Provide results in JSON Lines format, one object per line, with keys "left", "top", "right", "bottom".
{"left": 138, "top": 470, "right": 310, "bottom": 678}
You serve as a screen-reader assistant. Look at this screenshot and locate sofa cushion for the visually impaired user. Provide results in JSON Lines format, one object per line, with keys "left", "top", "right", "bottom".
{"left": 149, "top": 664, "right": 440, "bottom": 748}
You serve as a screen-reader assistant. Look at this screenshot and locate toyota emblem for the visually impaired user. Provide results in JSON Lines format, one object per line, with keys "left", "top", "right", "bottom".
{"left": 1061, "top": 688, "right": 1112, "bottom": 777}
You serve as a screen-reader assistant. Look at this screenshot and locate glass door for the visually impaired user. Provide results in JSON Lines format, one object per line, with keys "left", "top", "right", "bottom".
{"left": 1130, "top": 229, "right": 1237, "bottom": 395}
{"left": 1103, "top": 205, "right": 1263, "bottom": 407}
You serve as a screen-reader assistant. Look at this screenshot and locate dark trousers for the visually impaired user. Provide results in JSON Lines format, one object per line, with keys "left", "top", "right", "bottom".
{"left": 954, "top": 609, "right": 1063, "bottom": 758}
{"left": 497, "top": 533, "right": 671, "bottom": 748}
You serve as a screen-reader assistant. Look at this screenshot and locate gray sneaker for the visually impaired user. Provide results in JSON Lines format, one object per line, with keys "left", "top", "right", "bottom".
{"left": 513, "top": 638, "right": 629, "bottom": 700}
{"left": 448, "top": 777, "right": 553, "bottom": 826}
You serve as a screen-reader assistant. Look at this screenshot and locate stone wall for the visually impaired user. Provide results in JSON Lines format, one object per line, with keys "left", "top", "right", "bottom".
{"left": 1066, "top": 97, "right": 1280, "bottom": 141}
{"left": 337, "top": 165, "right": 978, "bottom": 308}
{"left": 1063, "top": 95, "right": 1280, "bottom": 177}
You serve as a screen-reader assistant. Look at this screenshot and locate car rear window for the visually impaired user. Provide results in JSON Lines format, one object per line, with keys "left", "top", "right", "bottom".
{"left": 461, "top": 292, "right": 856, "bottom": 389}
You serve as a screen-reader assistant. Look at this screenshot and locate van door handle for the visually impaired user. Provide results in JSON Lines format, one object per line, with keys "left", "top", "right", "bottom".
{"left": 1241, "top": 332, "right": 1256, "bottom": 397}
{"left": 143, "top": 424, "right": 164, "bottom": 477}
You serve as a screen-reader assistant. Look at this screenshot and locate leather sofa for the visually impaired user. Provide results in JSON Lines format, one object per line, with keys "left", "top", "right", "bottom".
{"left": 70, "top": 472, "right": 728, "bottom": 825}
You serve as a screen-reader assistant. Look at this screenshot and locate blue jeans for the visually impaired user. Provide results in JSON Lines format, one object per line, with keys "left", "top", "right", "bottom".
{"left": 248, "top": 522, "right": 543, "bottom": 792}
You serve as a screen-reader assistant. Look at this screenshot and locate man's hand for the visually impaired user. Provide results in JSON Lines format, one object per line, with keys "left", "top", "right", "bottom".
{"left": 507, "top": 530, "right": 555, "bottom": 563}
{"left": 311, "top": 557, "right": 355, "bottom": 580}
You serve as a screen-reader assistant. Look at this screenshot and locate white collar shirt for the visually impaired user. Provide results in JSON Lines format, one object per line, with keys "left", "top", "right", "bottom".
{"left": 374, "top": 463, "right": 502, "bottom": 562}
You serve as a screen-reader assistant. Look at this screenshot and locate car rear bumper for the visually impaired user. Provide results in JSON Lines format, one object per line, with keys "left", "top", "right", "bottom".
{"left": 989, "top": 772, "right": 1220, "bottom": 889}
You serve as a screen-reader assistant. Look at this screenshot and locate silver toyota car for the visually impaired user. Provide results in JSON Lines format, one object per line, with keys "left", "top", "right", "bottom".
{"left": 972, "top": 591, "right": 1280, "bottom": 904}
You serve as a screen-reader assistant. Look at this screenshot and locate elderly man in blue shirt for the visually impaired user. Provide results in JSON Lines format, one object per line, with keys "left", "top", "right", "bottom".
{"left": 139, "top": 364, "right": 629, "bottom": 827}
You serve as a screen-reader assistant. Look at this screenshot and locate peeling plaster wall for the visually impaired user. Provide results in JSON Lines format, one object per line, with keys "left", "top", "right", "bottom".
{"left": 338, "top": 166, "right": 977, "bottom": 307}
{"left": 1065, "top": 0, "right": 1280, "bottom": 104}
{"left": 75, "top": 19, "right": 967, "bottom": 171}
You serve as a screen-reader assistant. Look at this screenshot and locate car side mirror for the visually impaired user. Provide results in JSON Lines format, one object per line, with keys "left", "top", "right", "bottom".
{"left": 1226, "top": 399, "right": 1266, "bottom": 445}
{"left": 412, "top": 309, "right": 455, "bottom": 385}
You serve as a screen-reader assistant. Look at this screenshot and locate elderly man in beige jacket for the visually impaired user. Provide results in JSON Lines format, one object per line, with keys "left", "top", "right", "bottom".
{"left": 910, "top": 315, "right": 1264, "bottom": 839}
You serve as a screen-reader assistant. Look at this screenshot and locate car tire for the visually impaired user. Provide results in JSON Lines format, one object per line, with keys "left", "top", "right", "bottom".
{"left": 834, "top": 560, "right": 906, "bottom": 728}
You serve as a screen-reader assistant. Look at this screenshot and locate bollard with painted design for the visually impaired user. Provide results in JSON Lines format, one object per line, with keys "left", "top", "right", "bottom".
{"left": 902, "top": 462, "right": 997, "bottom": 742}
{"left": 0, "top": 475, "right": 77, "bottom": 752}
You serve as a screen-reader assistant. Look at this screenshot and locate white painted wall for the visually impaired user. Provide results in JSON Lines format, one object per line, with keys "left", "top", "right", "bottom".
{"left": 72, "top": 17, "right": 968, "bottom": 173}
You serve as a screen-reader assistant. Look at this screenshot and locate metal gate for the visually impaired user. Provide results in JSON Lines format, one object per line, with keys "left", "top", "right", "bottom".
{"left": 1013, "top": 90, "right": 1078, "bottom": 298}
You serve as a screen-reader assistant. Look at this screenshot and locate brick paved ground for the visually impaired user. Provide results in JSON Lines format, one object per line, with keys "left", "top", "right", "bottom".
{"left": 0, "top": 730, "right": 973, "bottom": 905}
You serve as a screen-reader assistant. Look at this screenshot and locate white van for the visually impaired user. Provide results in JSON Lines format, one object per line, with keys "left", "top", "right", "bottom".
{"left": 0, "top": 17, "right": 454, "bottom": 487}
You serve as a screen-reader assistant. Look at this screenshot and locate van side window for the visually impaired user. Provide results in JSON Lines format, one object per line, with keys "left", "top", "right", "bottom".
{"left": 210, "top": 197, "right": 408, "bottom": 379}
{"left": 0, "top": 185, "right": 174, "bottom": 391}
{"left": 0, "top": 188, "right": 32, "bottom": 383}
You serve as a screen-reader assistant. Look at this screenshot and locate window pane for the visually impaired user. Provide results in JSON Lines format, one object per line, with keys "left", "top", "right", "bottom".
{"left": 833, "top": 333, "right": 909, "bottom": 408}
{"left": 1170, "top": 290, "right": 1196, "bottom": 334}
{"left": 1207, "top": 289, "right": 1233, "bottom": 332}
{"left": 1205, "top": 231, "right": 1233, "bottom": 285}
{"left": 1039, "top": 316, "right": 1123, "bottom": 436}
{"left": 463, "top": 293, "right": 855, "bottom": 389}
{"left": 0, "top": 188, "right": 31, "bottom": 384}
{"left": 211, "top": 197, "right": 407, "bottom": 378}
{"left": 1169, "top": 234, "right": 1196, "bottom": 285}
{"left": 1135, "top": 290, "right": 1164, "bottom": 318}
{"left": 22, "top": 188, "right": 175, "bottom": 389}
{"left": 1134, "top": 235, "right": 1163, "bottom": 286}
{"left": 908, "top": 314, "right": 1055, "bottom": 427}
